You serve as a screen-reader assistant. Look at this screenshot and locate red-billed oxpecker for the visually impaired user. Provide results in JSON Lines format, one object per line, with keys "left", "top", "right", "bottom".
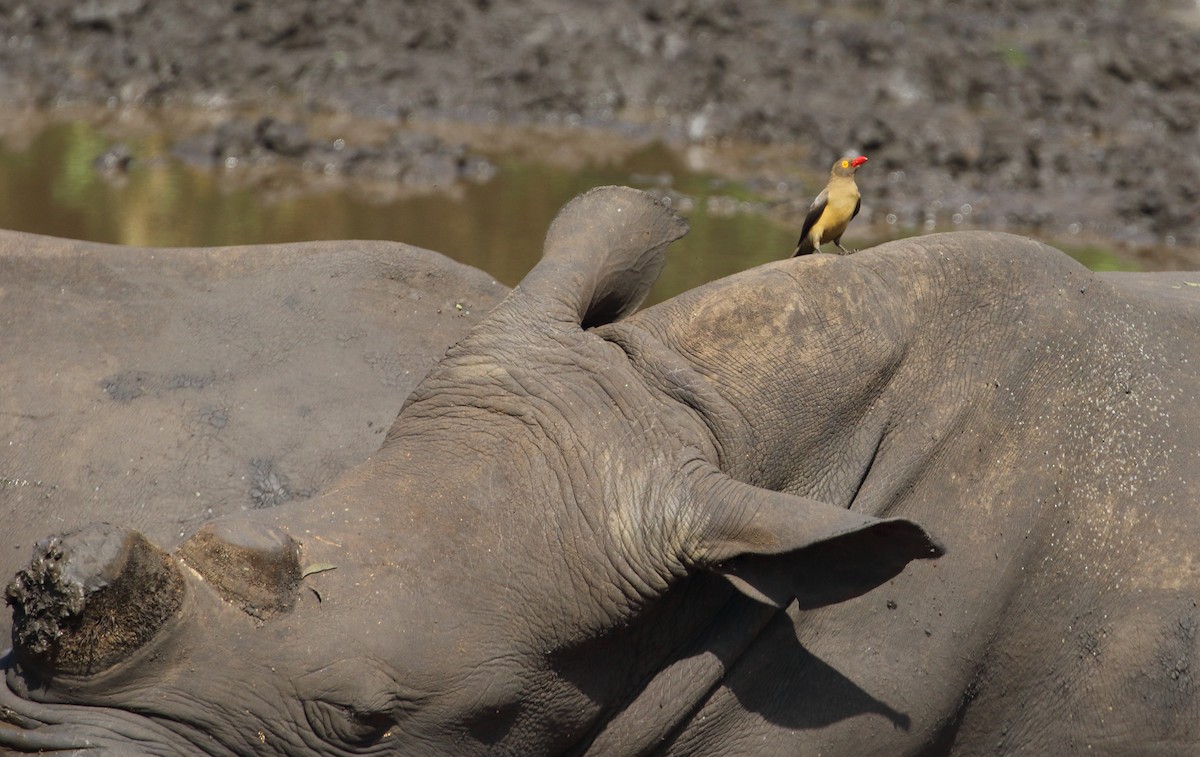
{"left": 791, "top": 155, "right": 868, "bottom": 256}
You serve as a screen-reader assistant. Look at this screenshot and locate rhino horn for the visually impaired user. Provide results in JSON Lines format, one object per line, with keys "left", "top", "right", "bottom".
{"left": 5, "top": 523, "right": 185, "bottom": 676}
{"left": 176, "top": 519, "right": 301, "bottom": 620}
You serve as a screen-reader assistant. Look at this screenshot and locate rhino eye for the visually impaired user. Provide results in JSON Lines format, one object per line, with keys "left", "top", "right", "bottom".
{"left": 303, "top": 699, "right": 394, "bottom": 747}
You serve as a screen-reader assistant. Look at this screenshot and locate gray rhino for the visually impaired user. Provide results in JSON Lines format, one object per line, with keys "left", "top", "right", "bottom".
{"left": 3, "top": 187, "right": 1198, "bottom": 755}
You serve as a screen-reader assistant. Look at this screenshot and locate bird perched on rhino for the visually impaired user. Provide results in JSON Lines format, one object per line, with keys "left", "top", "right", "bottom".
{"left": 791, "top": 155, "right": 868, "bottom": 257}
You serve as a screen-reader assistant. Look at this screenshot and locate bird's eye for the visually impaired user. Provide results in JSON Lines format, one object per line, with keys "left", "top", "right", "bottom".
{"left": 841, "top": 160, "right": 849, "bottom": 168}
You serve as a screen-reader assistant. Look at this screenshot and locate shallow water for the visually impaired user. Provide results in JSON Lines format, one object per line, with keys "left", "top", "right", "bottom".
{"left": 0, "top": 119, "right": 1138, "bottom": 305}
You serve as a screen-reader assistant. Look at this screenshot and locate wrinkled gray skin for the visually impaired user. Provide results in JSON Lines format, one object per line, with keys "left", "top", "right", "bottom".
{"left": 3, "top": 187, "right": 1199, "bottom": 755}
{"left": 0, "top": 231, "right": 507, "bottom": 645}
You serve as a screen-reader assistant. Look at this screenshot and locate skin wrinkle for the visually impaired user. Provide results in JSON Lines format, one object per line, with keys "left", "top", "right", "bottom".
{"left": 841, "top": 421, "right": 889, "bottom": 512}
{"left": 0, "top": 693, "right": 168, "bottom": 745}
{"left": 588, "top": 325, "right": 753, "bottom": 571}
{"left": 805, "top": 386, "right": 896, "bottom": 507}
{"left": 186, "top": 679, "right": 298, "bottom": 755}
{"left": 661, "top": 339, "right": 759, "bottom": 466}
{"left": 403, "top": 350, "right": 683, "bottom": 643}
{"left": 296, "top": 657, "right": 423, "bottom": 723}
{"left": 156, "top": 713, "right": 254, "bottom": 757}
{"left": 433, "top": 326, "right": 695, "bottom": 615}
{"left": 685, "top": 468, "right": 760, "bottom": 562}
{"left": 601, "top": 321, "right": 738, "bottom": 469}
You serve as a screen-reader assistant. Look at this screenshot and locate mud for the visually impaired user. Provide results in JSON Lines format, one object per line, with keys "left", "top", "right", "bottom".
{"left": 1, "top": 0, "right": 1199, "bottom": 257}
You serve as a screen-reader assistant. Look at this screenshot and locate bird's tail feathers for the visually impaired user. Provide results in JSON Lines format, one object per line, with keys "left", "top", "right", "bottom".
{"left": 792, "top": 236, "right": 816, "bottom": 257}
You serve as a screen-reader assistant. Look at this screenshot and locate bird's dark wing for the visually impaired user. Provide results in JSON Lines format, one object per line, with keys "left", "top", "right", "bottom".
{"left": 850, "top": 196, "right": 861, "bottom": 222}
{"left": 792, "top": 188, "right": 829, "bottom": 257}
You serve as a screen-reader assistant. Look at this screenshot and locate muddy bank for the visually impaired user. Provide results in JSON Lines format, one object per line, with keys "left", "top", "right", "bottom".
{"left": 2, "top": 0, "right": 1199, "bottom": 258}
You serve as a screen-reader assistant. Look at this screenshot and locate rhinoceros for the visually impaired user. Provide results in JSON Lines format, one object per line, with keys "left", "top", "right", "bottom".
{"left": 2, "top": 187, "right": 1198, "bottom": 755}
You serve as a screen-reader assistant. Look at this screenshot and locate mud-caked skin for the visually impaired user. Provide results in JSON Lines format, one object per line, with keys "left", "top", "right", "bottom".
{"left": 2, "top": 187, "right": 1198, "bottom": 755}
{"left": 0, "top": 231, "right": 507, "bottom": 645}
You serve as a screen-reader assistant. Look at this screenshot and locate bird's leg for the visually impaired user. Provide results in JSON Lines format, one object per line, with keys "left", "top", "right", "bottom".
{"left": 833, "top": 239, "right": 858, "bottom": 255}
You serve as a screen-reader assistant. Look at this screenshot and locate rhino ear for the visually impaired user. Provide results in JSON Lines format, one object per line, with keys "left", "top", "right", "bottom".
{"left": 506, "top": 186, "right": 688, "bottom": 329}
{"left": 686, "top": 465, "right": 944, "bottom": 609}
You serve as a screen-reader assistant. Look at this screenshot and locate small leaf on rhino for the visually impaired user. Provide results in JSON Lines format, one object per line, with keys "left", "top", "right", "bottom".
{"left": 301, "top": 563, "right": 338, "bottom": 578}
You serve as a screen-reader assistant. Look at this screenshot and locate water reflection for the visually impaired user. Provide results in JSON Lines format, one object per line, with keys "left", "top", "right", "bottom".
{"left": 0, "top": 119, "right": 1137, "bottom": 306}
